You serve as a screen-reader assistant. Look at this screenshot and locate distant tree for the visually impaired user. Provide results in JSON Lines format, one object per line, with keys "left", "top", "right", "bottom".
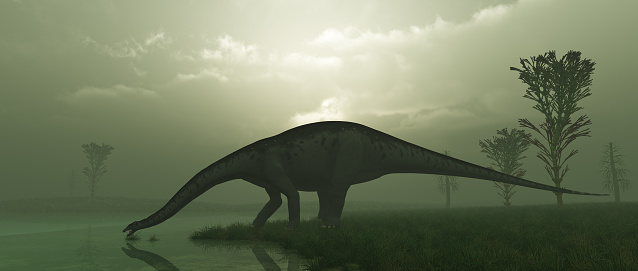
{"left": 69, "top": 169, "right": 75, "bottom": 197}
{"left": 510, "top": 50, "right": 596, "bottom": 207}
{"left": 437, "top": 150, "right": 459, "bottom": 208}
{"left": 600, "top": 142, "right": 631, "bottom": 203}
{"left": 82, "top": 142, "right": 114, "bottom": 198}
{"left": 479, "top": 128, "right": 531, "bottom": 207}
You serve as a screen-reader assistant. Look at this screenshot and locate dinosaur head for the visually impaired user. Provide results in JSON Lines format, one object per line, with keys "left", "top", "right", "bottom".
{"left": 123, "top": 221, "right": 141, "bottom": 237}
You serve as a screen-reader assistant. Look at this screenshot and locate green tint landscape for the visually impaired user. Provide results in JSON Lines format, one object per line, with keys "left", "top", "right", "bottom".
{"left": 191, "top": 202, "right": 638, "bottom": 271}
{"left": 0, "top": 197, "right": 428, "bottom": 213}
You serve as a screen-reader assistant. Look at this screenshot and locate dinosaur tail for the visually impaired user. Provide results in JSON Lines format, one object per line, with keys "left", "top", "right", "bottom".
{"left": 428, "top": 151, "right": 607, "bottom": 196}
{"left": 123, "top": 150, "right": 254, "bottom": 236}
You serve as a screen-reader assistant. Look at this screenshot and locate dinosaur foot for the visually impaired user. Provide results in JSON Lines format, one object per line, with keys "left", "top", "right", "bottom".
{"left": 320, "top": 225, "right": 339, "bottom": 229}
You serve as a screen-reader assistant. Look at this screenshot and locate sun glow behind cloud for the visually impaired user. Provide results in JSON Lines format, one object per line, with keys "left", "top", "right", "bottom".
{"left": 63, "top": 0, "right": 607, "bottom": 133}
{"left": 291, "top": 97, "right": 348, "bottom": 126}
{"left": 71, "top": 3, "right": 521, "bottom": 128}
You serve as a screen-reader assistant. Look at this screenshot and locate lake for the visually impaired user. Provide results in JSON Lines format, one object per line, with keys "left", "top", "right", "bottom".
{"left": 0, "top": 212, "right": 310, "bottom": 270}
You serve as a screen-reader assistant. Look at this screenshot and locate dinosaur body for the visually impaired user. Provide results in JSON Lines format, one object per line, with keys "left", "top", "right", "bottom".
{"left": 124, "top": 121, "right": 605, "bottom": 236}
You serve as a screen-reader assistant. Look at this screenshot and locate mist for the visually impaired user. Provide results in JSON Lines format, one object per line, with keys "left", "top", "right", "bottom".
{"left": 2, "top": 0, "right": 635, "bottom": 209}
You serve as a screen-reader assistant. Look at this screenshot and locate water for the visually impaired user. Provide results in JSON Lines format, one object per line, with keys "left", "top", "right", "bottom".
{"left": 0, "top": 212, "right": 306, "bottom": 270}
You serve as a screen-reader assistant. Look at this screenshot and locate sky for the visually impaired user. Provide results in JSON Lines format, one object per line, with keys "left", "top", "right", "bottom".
{"left": 1, "top": 0, "right": 636, "bottom": 208}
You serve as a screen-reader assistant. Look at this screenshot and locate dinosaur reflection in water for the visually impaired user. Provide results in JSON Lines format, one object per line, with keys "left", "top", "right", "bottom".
{"left": 121, "top": 242, "right": 299, "bottom": 271}
{"left": 121, "top": 244, "right": 180, "bottom": 271}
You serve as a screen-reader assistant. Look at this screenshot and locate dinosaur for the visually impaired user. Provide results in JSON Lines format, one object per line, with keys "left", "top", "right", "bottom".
{"left": 123, "top": 121, "right": 606, "bottom": 236}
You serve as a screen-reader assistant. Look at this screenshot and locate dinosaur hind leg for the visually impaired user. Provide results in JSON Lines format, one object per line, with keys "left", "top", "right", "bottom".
{"left": 320, "top": 186, "right": 350, "bottom": 228}
{"left": 316, "top": 189, "right": 331, "bottom": 221}
{"left": 320, "top": 137, "right": 360, "bottom": 228}
{"left": 252, "top": 187, "right": 282, "bottom": 227}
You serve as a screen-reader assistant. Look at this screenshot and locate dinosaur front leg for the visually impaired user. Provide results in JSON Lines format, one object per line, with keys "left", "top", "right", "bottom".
{"left": 263, "top": 159, "right": 301, "bottom": 229}
{"left": 252, "top": 187, "right": 282, "bottom": 227}
{"left": 283, "top": 190, "right": 300, "bottom": 229}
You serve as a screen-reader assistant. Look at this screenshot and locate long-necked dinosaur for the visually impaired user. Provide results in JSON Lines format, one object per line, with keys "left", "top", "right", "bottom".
{"left": 123, "top": 121, "right": 606, "bottom": 236}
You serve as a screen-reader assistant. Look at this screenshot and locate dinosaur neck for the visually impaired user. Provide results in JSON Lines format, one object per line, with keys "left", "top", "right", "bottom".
{"left": 137, "top": 149, "right": 256, "bottom": 230}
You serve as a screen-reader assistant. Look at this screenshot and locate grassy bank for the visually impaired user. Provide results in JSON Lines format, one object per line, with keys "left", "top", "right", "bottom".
{"left": 190, "top": 202, "right": 638, "bottom": 270}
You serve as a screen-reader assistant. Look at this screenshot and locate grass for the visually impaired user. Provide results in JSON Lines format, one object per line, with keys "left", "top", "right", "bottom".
{"left": 125, "top": 233, "right": 140, "bottom": 242}
{"left": 190, "top": 202, "right": 638, "bottom": 271}
{"left": 123, "top": 232, "right": 160, "bottom": 243}
{"left": 148, "top": 233, "right": 160, "bottom": 242}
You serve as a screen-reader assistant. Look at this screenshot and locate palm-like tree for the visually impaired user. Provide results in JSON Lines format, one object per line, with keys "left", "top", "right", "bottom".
{"left": 479, "top": 128, "right": 531, "bottom": 206}
{"left": 510, "top": 50, "right": 595, "bottom": 207}
{"left": 82, "top": 142, "right": 115, "bottom": 198}
{"left": 600, "top": 142, "right": 631, "bottom": 202}
{"left": 436, "top": 150, "right": 459, "bottom": 208}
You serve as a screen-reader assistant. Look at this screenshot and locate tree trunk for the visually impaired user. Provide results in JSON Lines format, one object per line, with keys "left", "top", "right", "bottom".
{"left": 613, "top": 181, "right": 620, "bottom": 203}
{"left": 69, "top": 169, "right": 75, "bottom": 198}
{"left": 554, "top": 192, "right": 563, "bottom": 208}
{"left": 445, "top": 178, "right": 451, "bottom": 208}
{"left": 551, "top": 164, "right": 563, "bottom": 208}
{"left": 609, "top": 145, "right": 621, "bottom": 203}
{"left": 89, "top": 176, "right": 97, "bottom": 198}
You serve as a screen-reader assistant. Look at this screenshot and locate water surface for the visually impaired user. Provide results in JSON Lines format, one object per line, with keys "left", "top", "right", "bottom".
{"left": 0, "top": 212, "right": 306, "bottom": 270}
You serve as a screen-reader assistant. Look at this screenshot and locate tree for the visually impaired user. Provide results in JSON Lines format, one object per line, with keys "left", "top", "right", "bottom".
{"left": 479, "top": 128, "right": 531, "bottom": 207}
{"left": 82, "top": 142, "right": 115, "bottom": 198}
{"left": 436, "top": 150, "right": 459, "bottom": 208}
{"left": 510, "top": 50, "right": 595, "bottom": 207}
{"left": 600, "top": 142, "right": 631, "bottom": 203}
{"left": 69, "top": 169, "right": 75, "bottom": 197}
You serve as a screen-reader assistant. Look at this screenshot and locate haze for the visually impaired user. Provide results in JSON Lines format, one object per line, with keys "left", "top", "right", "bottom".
{"left": 1, "top": 0, "right": 635, "bottom": 207}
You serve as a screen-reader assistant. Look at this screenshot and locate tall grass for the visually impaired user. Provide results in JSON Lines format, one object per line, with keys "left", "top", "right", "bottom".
{"left": 190, "top": 202, "right": 638, "bottom": 270}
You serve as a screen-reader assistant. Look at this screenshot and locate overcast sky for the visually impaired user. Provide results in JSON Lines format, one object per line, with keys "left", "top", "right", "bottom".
{"left": 1, "top": 0, "right": 636, "bottom": 207}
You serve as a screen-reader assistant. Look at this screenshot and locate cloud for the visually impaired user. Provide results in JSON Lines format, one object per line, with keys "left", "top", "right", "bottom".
{"left": 470, "top": 4, "right": 513, "bottom": 25}
{"left": 129, "top": 63, "right": 147, "bottom": 77}
{"left": 304, "top": 4, "right": 514, "bottom": 53}
{"left": 92, "top": 1, "right": 535, "bottom": 131}
{"left": 182, "top": 35, "right": 342, "bottom": 69}
{"left": 306, "top": 18, "right": 449, "bottom": 51}
{"left": 199, "top": 35, "right": 261, "bottom": 64}
{"left": 144, "top": 30, "right": 171, "bottom": 48}
{"left": 291, "top": 96, "right": 348, "bottom": 126}
{"left": 60, "top": 84, "right": 157, "bottom": 104}
{"left": 83, "top": 29, "right": 172, "bottom": 59}
{"left": 176, "top": 67, "right": 229, "bottom": 82}
{"left": 281, "top": 53, "right": 342, "bottom": 68}
{"left": 162, "top": 2, "right": 527, "bottom": 133}
{"left": 284, "top": 4, "right": 525, "bottom": 130}
{"left": 171, "top": 35, "right": 343, "bottom": 85}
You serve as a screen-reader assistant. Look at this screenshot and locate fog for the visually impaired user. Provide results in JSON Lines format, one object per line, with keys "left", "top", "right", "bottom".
{"left": 1, "top": 0, "right": 635, "bottom": 208}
